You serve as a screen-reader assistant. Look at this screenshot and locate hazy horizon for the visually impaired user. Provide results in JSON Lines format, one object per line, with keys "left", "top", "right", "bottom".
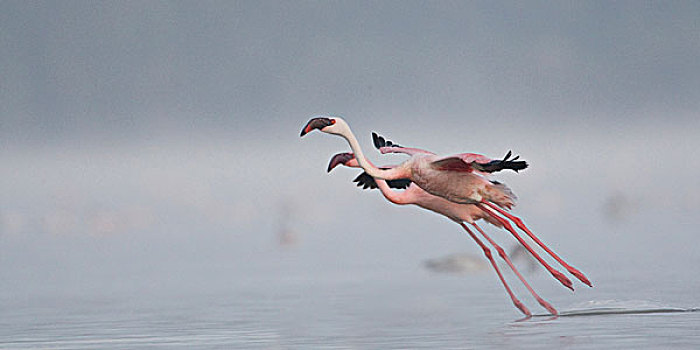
{"left": 2, "top": 1, "right": 699, "bottom": 311}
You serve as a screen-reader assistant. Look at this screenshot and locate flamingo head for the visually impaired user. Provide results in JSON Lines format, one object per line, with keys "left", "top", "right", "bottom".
{"left": 300, "top": 116, "right": 348, "bottom": 137}
{"left": 327, "top": 152, "right": 358, "bottom": 172}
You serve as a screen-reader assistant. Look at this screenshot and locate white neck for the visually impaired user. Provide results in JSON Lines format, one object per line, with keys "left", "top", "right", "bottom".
{"left": 335, "top": 122, "right": 405, "bottom": 180}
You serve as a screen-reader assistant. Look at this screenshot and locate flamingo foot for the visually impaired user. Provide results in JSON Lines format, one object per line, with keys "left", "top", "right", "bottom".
{"left": 509, "top": 215, "right": 592, "bottom": 287}
{"left": 514, "top": 300, "right": 532, "bottom": 317}
{"left": 459, "top": 223, "right": 531, "bottom": 316}
{"left": 552, "top": 270, "right": 574, "bottom": 291}
{"left": 537, "top": 299, "right": 558, "bottom": 316}
{"left": 570, "top": 269, "right": 592, "bottom": 287}
{"left": 471, "top": 223, "right": 560, "bottom": 316}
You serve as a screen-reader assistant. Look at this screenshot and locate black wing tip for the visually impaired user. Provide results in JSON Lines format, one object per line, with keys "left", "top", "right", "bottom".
{"left": 499, "top": 159, "right": 529, "bottom": 172}
{"left": 501, "top": 151, "right": 528, "bottom": 172}
{"left": 509, "top": 161, "right": 528, "bottom": 173}
{"left": 352, "top": 172, "right": 411, "bottom": 190}
{"left": 387, "top": 178, "right": 412, "bottom": 189}
{"left": 371, "top": 132, "right": 401, "bottom": 150}
{"left": 475, "top": 151, "right": 529, "bottom": 173}
{"left": 372, "top": 131, "right": 382, "bottom": 148}
{"left": 503, "top": 150, "right": 512, "bottom": 161}
{"left": 372, "top": 132, "right": 383, "bottom": 149}
{"left": 353, "top": 172, "right": 378, "bottom": 190}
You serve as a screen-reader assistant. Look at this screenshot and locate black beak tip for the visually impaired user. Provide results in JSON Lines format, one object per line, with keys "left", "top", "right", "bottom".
{"left": 301, "top": 117, "right": 334, "bottom": 138}
{"left": 327, "top": 159, "right": 340, "bottom": 173}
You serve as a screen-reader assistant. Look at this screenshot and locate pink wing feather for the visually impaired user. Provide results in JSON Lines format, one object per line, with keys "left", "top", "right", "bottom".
{"left": 431, "top": 151, "right": 527, "bottom": 174}
{"left": 430, "top": 153, "right": 493, "bottom": 173}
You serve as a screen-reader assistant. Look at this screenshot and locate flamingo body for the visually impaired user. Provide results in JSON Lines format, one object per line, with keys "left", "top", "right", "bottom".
{"left": 302, "top": 117, "right": 520, "bottom": 208}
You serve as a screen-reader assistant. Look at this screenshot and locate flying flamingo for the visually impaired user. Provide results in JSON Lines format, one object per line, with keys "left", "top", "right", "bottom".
{"left": 300, "top": 116, "right": 591, "bottom": 290}
{"left": 327, "top": 152, "right": 558, "bottom": 316}
{"left": 301, "top": 117, "right": 523, "bottom": 208}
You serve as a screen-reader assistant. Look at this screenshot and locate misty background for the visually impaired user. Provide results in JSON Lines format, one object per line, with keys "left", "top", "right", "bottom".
{"left": 2, "top": 1, "right": 699, "bottom": 310}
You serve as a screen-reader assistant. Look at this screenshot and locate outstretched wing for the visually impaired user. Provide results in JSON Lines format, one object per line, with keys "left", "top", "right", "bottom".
{"left": 353, "top": 171, "right": 412, "bottom": 190}
{"left": 472, "top": 150, "right": 528, "bottom": 173}
{"left": 431, "top": 151, "right": 528, "bottom": 173}
{"left": 372, "top": 132, "right": 435, "bottom": 156}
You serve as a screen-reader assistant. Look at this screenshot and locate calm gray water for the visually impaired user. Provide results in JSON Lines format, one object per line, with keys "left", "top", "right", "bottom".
{"left": 1, "top": 234, "right": 699, "bottom": 350}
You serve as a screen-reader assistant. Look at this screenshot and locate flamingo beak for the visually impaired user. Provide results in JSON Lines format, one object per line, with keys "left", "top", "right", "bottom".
{"left": 300, "top": 117, "right": 335, "bottom": 137}
{"left": 327, "top": 152, "right": 355, "bottom": 172}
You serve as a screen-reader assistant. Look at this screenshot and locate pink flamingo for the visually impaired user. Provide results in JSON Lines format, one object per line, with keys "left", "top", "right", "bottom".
{"left": 300, "top": 117, "right": 591, "bottom": 290}
{"left": 328, "top": 152, "right": 558, "bottom": 316}
{"left": 301, "top": 116, "right": 524, "bottom": 208}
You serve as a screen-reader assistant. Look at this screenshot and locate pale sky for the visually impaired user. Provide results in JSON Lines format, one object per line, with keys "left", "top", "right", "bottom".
{"left": 2, "top": 1, "right": 698, "bottom": 148}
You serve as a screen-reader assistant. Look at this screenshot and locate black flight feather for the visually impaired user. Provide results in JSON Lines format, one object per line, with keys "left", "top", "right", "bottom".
{"left": 473, "top": 150, "right": 529, "bottom": 173}
{"left": 372, "top": 132, "right": 402, "bottom": 150}
{"left": 352, "top": 171, "right": 412, "bottom": 190}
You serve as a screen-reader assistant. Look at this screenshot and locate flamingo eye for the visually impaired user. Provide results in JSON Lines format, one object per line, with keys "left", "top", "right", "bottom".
{"left": 330, "top": 119, "right": 336, "bottom": 125}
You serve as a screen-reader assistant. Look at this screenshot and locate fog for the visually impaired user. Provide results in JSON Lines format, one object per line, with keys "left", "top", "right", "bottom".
{"left": 2, "top": 1, "right": 699, "bottom": 301}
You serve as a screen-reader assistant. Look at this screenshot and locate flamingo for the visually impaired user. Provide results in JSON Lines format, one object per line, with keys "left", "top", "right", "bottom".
{"left": 327, "top": 152, "right": 558, "bottom": 316}
{"left": 300, "top": 116, "right": 591, "bottom": 290}
{"left": 301, "top": 116, "right": 524, "bottom": 208}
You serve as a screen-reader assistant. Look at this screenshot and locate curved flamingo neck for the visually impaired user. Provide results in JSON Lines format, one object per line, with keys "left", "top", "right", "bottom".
{"left": 374, "top": 180, "right": 412, "bottom": 205}
{"left": 340, "top": 155, "right": 410, "bottom": 204}
{"left": 339, "top": 126, "right": 406, "bottom": 180}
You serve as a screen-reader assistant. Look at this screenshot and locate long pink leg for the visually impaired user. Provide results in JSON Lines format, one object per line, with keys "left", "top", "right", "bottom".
{"left": 476, "top": 203, "right": 574, "bottom": 291}
{"left": 481, "top": 201, "right": 592, "bottom": 287}
{"left": 459, "top": 222, "right": 531, "bottom": 316}
{"left": 471, "top": 222, "right": 558, "bottom": 315}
